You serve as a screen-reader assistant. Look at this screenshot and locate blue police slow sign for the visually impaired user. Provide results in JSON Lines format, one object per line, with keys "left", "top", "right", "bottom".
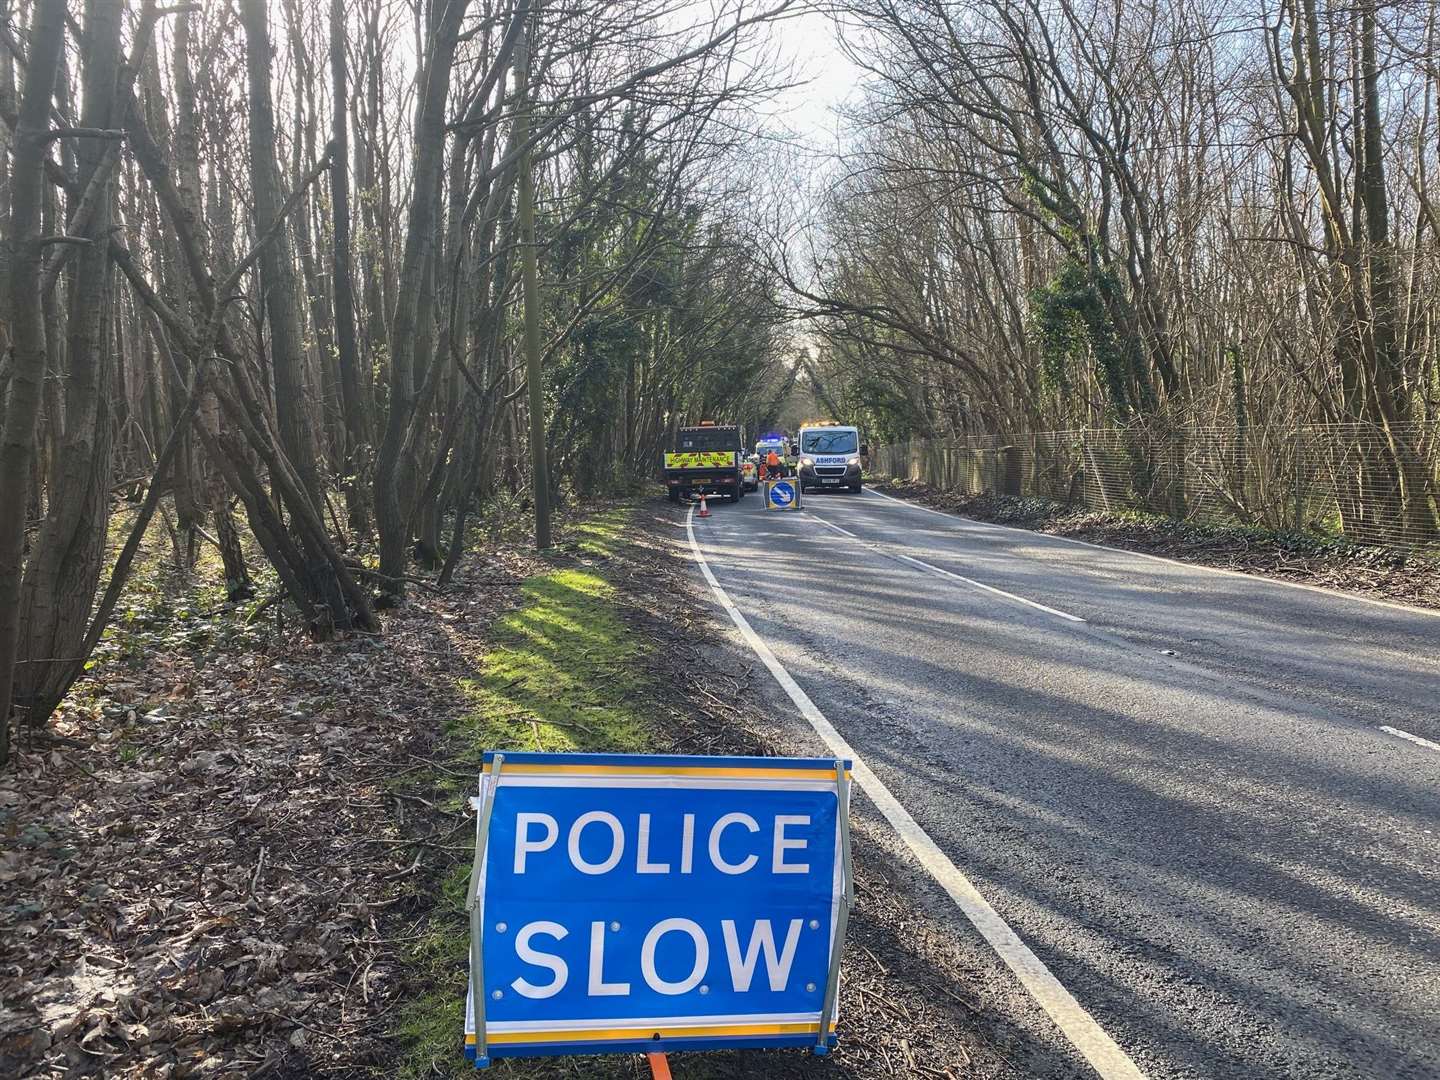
{"left": 463, "top": 751, "right": 853, "bottom": 1066}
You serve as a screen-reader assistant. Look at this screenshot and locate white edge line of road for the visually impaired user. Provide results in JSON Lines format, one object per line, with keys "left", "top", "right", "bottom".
{"left": 804, "top": 511, "right": 1087, "bottom": 623}
{"left": 1380, "top": 725, "right": 1440, "bottom": 753}
{"left": 684, "top": 504, "right": 1148, "bottom": 1080}
{"left": 863, "top": 487, "right": 1440, "bottom": 620}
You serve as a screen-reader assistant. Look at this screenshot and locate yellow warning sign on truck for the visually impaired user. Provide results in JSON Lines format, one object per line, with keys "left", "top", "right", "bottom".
{"left": 664, "top": 451, "right": 736, "bottom": 469}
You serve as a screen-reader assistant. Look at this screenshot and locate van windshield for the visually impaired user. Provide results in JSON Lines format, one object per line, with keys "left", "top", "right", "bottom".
{"left": 801, "top": 430, "right": 858, "bottom": 455}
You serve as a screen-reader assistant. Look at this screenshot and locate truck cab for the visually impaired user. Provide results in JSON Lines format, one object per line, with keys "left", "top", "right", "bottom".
{"left": 663, "top": 422, "right": 745, "bottom": 503}
{"left": 796, "top": 422, "right": 866, "bottom": 493}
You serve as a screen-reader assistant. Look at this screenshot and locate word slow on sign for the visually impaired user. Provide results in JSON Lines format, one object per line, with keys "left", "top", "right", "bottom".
{"left": 463, "top": 751, "right": 853, "bottom": 1066}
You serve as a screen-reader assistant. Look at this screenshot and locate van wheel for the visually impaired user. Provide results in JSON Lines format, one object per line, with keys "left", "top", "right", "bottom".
{"left": 849, "top": 482, "right": 863, "bottom": 493}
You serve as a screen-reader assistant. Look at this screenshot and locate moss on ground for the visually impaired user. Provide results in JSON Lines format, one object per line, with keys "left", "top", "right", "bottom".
{"left": 87, "top": 500, "right": 278, "bottom": 677}
{"left": 393, "top": 863, "right": 475, "bottom": 1078}
{"left": 569, "top": 509, "right": 629, "bottom": 559}
{"left": 454, "top": 569, "right": 648, "bottom": 755}
{"left": 393, "top": 507, "right": 651, "bottom": 1079}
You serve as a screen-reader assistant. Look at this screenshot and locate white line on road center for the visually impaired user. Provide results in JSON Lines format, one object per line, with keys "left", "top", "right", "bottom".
{"left": 1380, "top": 725, "right": 1440, "bottom": 753}
{"left": 864, "top": 487, "right": 1440, "bottom": 620}
{"left": 862, "top": 488, "right": 1440, "bottom": 765}
{"left": 685, "top": 505, "right": 1147, "bottom": 1080}
{"left": 805, "top": 511, "right": 1087, "bottom": 623}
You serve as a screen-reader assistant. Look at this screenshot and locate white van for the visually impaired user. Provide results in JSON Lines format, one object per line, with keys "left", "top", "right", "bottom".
{"left": 796, "top": 422, "right": 866, "bottom": 493}
{"left": 755, "top": 437, "right": 787, "bottom": 463}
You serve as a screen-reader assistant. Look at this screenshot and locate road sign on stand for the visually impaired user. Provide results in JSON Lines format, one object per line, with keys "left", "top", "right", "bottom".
{"left": 764, "top": 479, "right": 801, "bottom": 511}
{"left": 463, "top": 751, "right": 853, "bottom": 1067}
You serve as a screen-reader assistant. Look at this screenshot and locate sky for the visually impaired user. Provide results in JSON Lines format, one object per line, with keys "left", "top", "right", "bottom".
{"left": 763, "top": 6, "right": 867, "bottom": 153}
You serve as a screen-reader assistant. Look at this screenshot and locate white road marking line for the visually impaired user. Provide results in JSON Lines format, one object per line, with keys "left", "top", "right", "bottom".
{"left": 864, "top": 487, "right": 1440, "bottom": 620}
{"left": 685, "top": 505, "right": 1147, "bottom": 1080}
{"left": 1380, "top": 726, "right": 1440, "bottom": 753}
{"left": 806, "top": 511, "right": 1086, "bottom": 623}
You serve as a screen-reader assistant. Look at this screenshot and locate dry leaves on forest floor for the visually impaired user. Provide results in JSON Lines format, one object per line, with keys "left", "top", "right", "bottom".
{"left": 0, "top": 543, "right": 542, "bottom": 1080}
{"left": 877, "top": 482, "right": 1440, "bottom": 610}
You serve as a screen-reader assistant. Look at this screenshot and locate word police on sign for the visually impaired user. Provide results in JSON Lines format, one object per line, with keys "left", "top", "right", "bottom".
{"left": 464, "top": 752, "right": 853, "bottom": 1066}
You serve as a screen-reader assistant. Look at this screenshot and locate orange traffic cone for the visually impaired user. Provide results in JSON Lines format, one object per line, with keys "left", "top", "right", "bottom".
{"left": 697, "top": 493, "right": 711, "bottom": 518}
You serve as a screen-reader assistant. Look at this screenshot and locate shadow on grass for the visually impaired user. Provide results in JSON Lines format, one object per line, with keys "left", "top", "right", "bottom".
{"left": 454, "top": 565, "right": 649, "bottom": 755}
{"left": 395, "top": 510, "right": 657, "bottom": 1079}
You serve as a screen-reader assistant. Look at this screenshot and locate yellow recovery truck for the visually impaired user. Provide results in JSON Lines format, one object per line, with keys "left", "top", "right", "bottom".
{"left": 663, "top": 421, "right": 746, "bottom": 503}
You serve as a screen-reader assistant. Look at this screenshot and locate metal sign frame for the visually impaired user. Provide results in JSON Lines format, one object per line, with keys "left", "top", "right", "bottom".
{"left": 463, "top": 751, "right": 853, "bottom": 1068}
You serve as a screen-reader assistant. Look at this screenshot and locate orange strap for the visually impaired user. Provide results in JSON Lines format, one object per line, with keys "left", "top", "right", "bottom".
{"left": 647, "top": 1052, "right": 673, "bottom": 1079}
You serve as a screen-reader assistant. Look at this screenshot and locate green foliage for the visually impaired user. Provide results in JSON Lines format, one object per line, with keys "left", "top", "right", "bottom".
{"left": 847, "top": 370, "right": 924, "bottom": 443}
{"left": 536, "top": 137, "right": 784, "bottom": 493}
{"left": 1028, "top": 254, "right": 1143, "bottom": 416}
{"left": 551, "top": 312, "right": 647, "bottom": 493}
{"left": 96, "top": 591, "right": 270, "bottom": 670}
{"left": 88, "top": 504, "right": 274, "bottom": 673}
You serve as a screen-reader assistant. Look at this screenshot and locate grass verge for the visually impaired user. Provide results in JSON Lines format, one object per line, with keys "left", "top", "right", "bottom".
{"left": 393, "top": 507, "right": 652, "bottom": 1079}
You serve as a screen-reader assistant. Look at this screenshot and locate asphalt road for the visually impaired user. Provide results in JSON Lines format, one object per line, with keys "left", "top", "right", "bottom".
{"left": 686, "top": 486, "right": 1440, "bottom": 1080}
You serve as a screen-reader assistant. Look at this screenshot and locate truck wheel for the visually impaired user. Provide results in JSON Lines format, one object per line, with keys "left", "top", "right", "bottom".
{"left": 668, "top": 488, "right": 680, "bottom": 503}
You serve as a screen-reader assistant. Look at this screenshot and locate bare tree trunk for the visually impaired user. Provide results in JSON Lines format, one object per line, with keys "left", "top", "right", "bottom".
{"left": 329, "top": 0, "right": 371, "bottom": 530}
{"left": 115, "top": 83, "right": 372, "bottom": 636}
{"left": 0, "top": 0, "right": 67, "bottom": 765}
{"left": 213, "top": 492, "right": 255, "bottom": 600}
{"left": 173, "top": 8, "right": 249, "bottom": 588}
{"left": 1356, "top": 1, "right": 1437, "bottom": 539}
{"left": 516, "top": 17, "right": 552, "bottom": 549}
{"left": 135, "top": 38, "right": 201, "bottom": 564}
{"left": 15, "top": 0, "right": 125, "bottom": 728}
{"left": 355, "top": 1, "right": 388, "bottom": 372}
{"left": 0, "top": 0, "right": 15, "bottom": 366}
{"left": 373, "top": 0, "right": 472, "bottom": 598}
{"left": 239, "top": 0, "right": 323, "bottom": 510}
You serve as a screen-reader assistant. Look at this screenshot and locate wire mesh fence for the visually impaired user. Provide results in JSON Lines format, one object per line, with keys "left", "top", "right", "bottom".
{"left": 872, "top": 422, "right": 1440, "bottom": 551}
